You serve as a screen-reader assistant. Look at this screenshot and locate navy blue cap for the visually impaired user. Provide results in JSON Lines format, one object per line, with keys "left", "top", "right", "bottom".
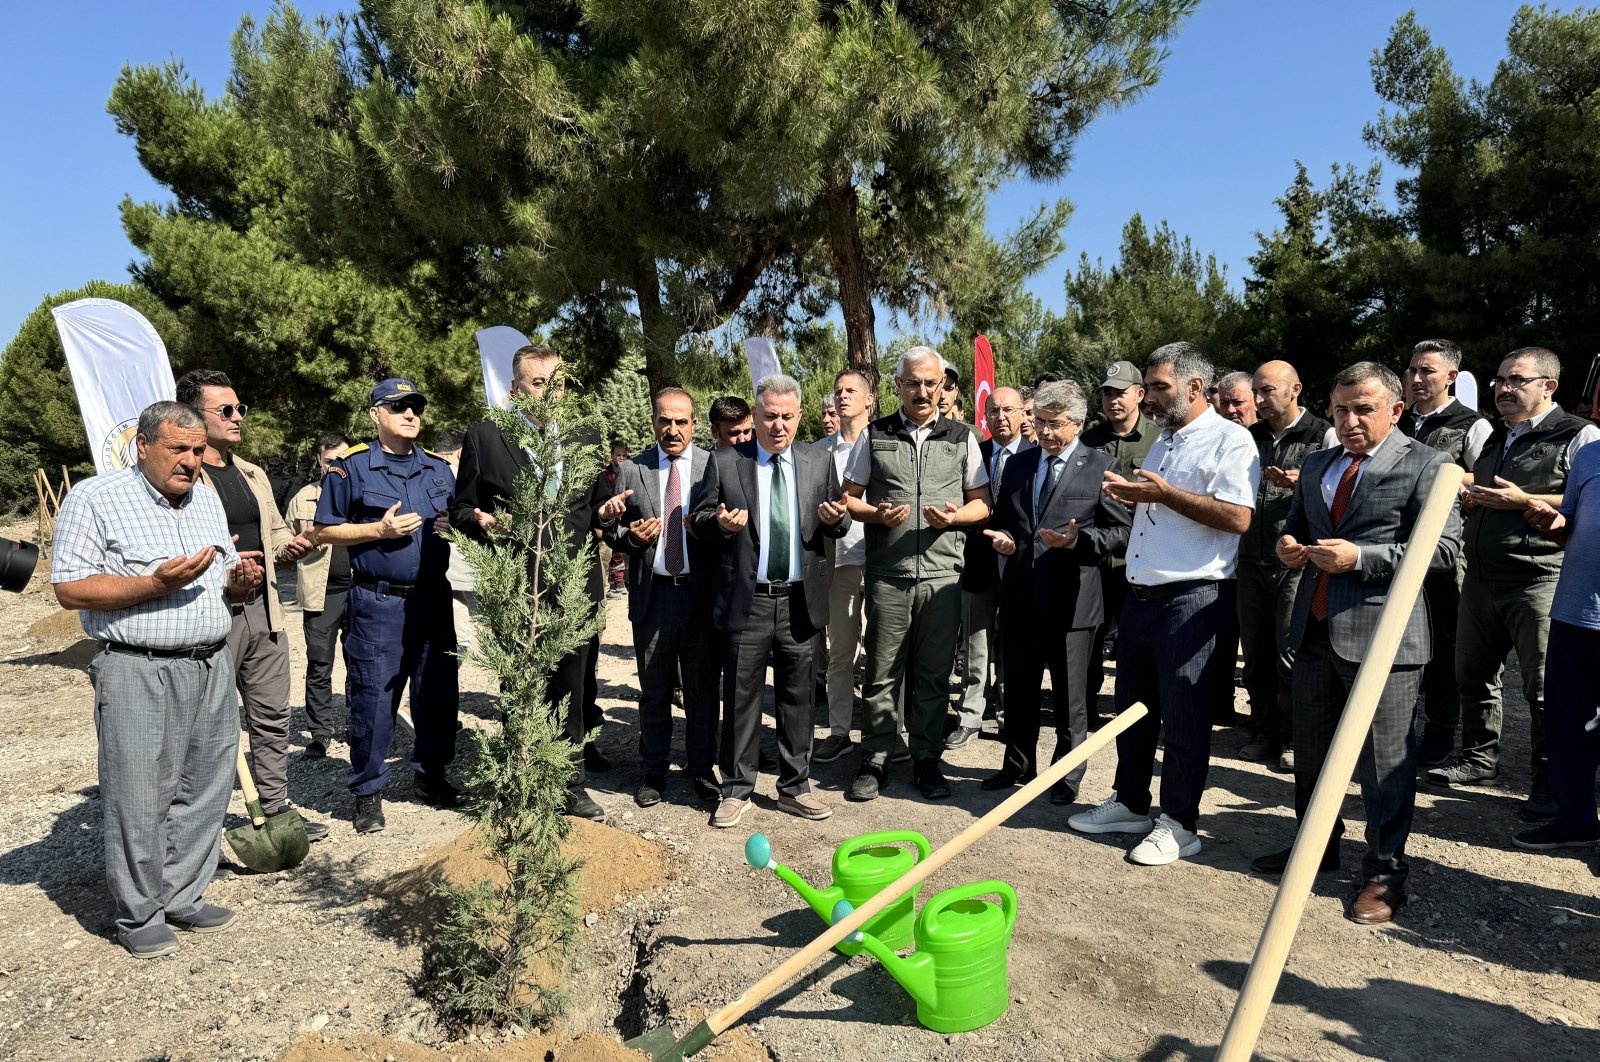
{"left": 371, "top": 378, "right": 427, "bottom": 407}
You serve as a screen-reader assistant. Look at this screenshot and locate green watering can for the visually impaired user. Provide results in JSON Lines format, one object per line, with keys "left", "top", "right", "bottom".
{"left": 833, "top": 880, "right": 1019, "bottom": 1034}
{"left": 745, "top": 830, "right": 931, "bottom": 956}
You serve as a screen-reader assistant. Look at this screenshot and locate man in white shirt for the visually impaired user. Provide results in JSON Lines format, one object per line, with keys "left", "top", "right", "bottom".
{"left": 812, "top": 369, "right": 877, "bottom": 764}
{"left": 1069, "top": 342, "right": 1259, "bottom": 866}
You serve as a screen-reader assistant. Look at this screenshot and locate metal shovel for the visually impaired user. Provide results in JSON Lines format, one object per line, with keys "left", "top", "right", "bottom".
{"left": 224, "top": 738, "right": 309, "bottom": 872}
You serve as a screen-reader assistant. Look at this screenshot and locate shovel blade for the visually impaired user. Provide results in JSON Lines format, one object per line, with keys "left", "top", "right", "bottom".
{"left": 224, "top": 803, "right": 310, "bottom": 873}
{"left": 624, "top": 1018, "right": 715, "bottom": 1061}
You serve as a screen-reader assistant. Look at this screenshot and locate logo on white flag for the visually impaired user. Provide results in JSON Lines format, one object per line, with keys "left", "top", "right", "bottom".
{"left": 101, "top": 418, "right": 141, "bottom": 471}
{"left": 51, "top": 299, "right": 177, "bottom": 475}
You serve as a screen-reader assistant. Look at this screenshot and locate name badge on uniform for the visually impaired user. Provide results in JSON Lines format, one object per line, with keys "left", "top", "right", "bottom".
{"left": 872, "top": 440, "right": 899, "bottom": 452}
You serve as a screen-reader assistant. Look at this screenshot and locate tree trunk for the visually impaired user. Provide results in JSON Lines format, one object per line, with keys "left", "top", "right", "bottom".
{"left": 827, "top": 180, "right": 878, "bottom": 382}
{"left": 632, "top": 262, "right": 679, "bottom": 392}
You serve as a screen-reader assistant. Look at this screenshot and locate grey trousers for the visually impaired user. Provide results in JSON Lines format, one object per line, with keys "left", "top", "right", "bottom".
{"left": 1237, "top": 562, "right": 1301, "bottom": 749}
{"left": 861, "top": 574, "right": 961, "bottom": 761}
{"left": 1457, "top": 572, "right": 1554, "bottom": 785}
{"left": 824, "top": 564, "right": 866, "bottom": 736}
{"left": 958, "top": 587, "right": 1001, "bottom": 728}
{"left": 92, "top": 645, "right": 238, "bottom": 934}
{"left": 225, "top": 597, "right": 293, "bottom": 811}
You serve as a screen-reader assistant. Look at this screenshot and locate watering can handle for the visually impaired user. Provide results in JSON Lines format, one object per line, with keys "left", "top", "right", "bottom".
{"left": 833, "top": 829, "right": 933, "bottom": 875}
{"left": 921, "top": 880, "right": 1018, "bottom": 932}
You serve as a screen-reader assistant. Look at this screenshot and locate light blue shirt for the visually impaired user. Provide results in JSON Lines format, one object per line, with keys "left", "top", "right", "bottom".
{"left": 652, "top": 449, "right": 693, "bottom": 577}
{"left": 1553, "top": 442, "right": 1600, "bottom": 631}
{"left": 755, "top": 443, "right": 803, "bottom": 584}
{"left": 1033, "top": 440, "right": 1081, "bottom": 513}
{"left": 1319, "top": 428, "right": 1401, "bottom": 507}
{"left": 51, "top": 467, "right": 239, "bottom": 649}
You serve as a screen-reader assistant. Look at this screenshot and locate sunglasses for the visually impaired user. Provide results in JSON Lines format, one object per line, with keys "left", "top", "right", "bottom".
{"left": 202, "top": 403, "right": 249, "bottom": 419}
{"left": 377, "top": 400, "right": 425, "bottom": 414}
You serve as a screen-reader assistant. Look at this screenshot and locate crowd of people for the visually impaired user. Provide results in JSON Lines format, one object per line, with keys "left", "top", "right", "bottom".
{"left": 47, "top": 338, "right": 1600, "bottom": 958}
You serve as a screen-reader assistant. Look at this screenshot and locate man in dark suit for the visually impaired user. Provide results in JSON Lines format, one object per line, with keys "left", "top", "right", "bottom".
{"left": 1258, "top": 361, "right": 1463, "bottom": 925}
{"left": 951, "top": 386, "right": 1032, "bottom": 748}
{"left": 690, "top": 374, "right": 851, "bottom": 828}
{"left": 451, "top": 343, "right": 612, "bottom": 822}
{"left": 981, "top": 381, "right": 1130, "bottom": 803}
{"left": 600, "top": 387, "right": 720, "bottom": 808}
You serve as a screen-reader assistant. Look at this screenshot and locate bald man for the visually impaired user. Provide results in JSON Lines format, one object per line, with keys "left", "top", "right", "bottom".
{"left": 1237, "top": 361, "right": 1331, "bottom": 770}
{"left": 953, "top": 387, "right": 1033, "bottom": 747}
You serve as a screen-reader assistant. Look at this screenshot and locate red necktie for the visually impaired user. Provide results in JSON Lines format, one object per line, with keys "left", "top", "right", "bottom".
{"left": 664, "top": 457, "right": 685, "bottom": 576}
{"left": 1310, "top": 452, "right": 1365, "bottom": 621}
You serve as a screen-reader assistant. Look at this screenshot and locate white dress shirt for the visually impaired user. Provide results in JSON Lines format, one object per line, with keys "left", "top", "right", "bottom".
{"left": 818, "top": 432, "right": 865, "bottom": 567}
{"left": 652, "top": 449, "right": 693, "bottom": 577}
{"left": 1032, "top": 440, "right": 1082, "bottom": 513}
{"left": 756, "top": 443, "right": 804, "bottom": 584}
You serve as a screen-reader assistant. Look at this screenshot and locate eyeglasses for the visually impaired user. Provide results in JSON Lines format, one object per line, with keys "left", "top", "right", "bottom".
{"left": 202, "top": 403, "right": 248, "bottom": 419}
{"left": 899, "top": 379, "right": 942, "bottom": 393}
{"left": 377, "top": 400, "right": 425, "bottom": 414}
{"left": 1489, "top": 375, "right": 1551, "bottom": 390}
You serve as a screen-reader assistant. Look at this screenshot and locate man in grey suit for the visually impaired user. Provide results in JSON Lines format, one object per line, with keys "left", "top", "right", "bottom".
{"left": 980, "top": 380, "right": 1131, "bottom": 803}
{"left": 690, "top": 374, "right": 852, "bottom": 828}
{"left": 599, "top": 388, "right": 720, "bottom": 808}
{"left": 1257, "top": 361, "right": 1463, "bottom": 926}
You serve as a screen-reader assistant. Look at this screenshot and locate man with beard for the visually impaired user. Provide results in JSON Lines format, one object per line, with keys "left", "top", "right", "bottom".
{"left": 1069, "top": 342, "right": 1258, "bottom": 866}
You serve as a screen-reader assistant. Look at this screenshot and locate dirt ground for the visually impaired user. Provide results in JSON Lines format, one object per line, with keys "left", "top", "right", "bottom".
{"left": 0, "top": 525, "right": 1596, "bottom": 1062}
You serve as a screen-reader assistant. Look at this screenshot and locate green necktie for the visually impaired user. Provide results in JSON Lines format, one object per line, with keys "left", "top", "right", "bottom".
{"left": 766, "top": 453, "right": 791, "bottom": 582}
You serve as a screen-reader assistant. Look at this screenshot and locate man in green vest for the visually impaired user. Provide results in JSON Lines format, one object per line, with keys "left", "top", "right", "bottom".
{"left": 1427, "top": 347, "right": 1600, "bottom": 819}
{"left": 841, "top": 346, "right": 991, "bottom": 802}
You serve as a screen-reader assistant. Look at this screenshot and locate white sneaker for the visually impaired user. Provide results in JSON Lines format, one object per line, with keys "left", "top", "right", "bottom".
{"left": 1127, "top": 814, "right": 1202, "bottom": 866}
{"left": 1067, "top": 797, "right": 1154, "bottom": 835}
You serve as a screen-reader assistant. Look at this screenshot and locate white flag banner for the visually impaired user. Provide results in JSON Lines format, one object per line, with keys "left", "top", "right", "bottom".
{"left": 742, "top": 337, "right": 781, "bottom": 389}
{"left": 1455, "top": 370, "right": 1479, "bottom": 412}
{"left": 475, "top": 325, "right": 532, "bottom": 410}
{"left": 51, "top": 298, "right": 176, "bottom": 474}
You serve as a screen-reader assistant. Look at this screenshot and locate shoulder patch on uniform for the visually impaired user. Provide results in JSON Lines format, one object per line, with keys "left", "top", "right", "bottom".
{"left": 340, "top": 443, "right": 369, "bottom": 458}
{"left": 326, "top": 466, "right": 348, "bottom": 479}
{"left": 422, "top": 448, "right": 444, "bottom": 459}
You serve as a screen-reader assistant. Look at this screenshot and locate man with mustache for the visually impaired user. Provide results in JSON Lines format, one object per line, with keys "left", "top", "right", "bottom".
{"left": 1428, "top": 348, "right": 1599, "bottom": 818}
{"left": 1069, "top": 342, "right": 1259, "bottom": 866}
{"left": 600, "top": 388, "right": 721, "bottom": 808}
{"left": 52, "top": 401, "right": 264, "bottom": 956}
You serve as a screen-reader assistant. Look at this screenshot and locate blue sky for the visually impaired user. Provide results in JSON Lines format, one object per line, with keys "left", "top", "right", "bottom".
{"left": 0, "top": 1, "right": 1531, "bottom": 348}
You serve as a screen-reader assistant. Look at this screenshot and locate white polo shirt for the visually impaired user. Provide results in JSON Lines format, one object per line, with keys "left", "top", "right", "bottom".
{"left": 1125, "top": 406, "right": 1260, "bottom": 586}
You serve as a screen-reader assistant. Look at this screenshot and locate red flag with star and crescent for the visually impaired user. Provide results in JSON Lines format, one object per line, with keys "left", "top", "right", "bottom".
{"left": 973, "top": 334, "right": 996, "bottom": 440}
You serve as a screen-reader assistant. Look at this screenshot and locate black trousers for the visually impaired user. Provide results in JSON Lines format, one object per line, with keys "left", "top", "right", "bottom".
{"left": 633, "top": 581, "right": 719, "bottom": 780}
{"left": 302, "top": 587, "right": 347, "bottom": 744}
{"left": 1087, "top": 565, "right": 1129, "bottom": 715}
{"left": 1416, "top": 565, "right": 1463, "bottom": 747}
{"left": 721, "top": 588, "right": 817, "bottom": 800}
{"left": 1003, "top": 622, "right": 1095, "bottom": 790}
{"left": 1293, "top": 620, "right": 1421, "bottom": 887}
{"left": 547, "top": 633, "right": 598, "bottom": 791}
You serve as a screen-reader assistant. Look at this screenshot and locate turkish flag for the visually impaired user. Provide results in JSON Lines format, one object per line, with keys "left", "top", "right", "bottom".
{"left": 973, "top": 334, "right": 996, "bottom": 439}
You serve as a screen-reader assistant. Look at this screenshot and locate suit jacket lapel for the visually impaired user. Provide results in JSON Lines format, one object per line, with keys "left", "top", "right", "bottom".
{"left": 1305, "top": 448, "right": 1336, "bottom": 529}
{"left": 1042, "top": 449, "right": 1095, "bottom": 527}
{"left": 499, "top": 424, "right": 531, "bottom": 470}
{"left": 1341, "top": 434, "right": 1408, "bottom": 522}
{"left": 1011, "top": 448, "right": 1042, "bottom": 534}
{"left": 633, "top": 448, "right": 662, "bottom": 520}
{"left": 740, "top": 447, "right": 761, "bottom": 543}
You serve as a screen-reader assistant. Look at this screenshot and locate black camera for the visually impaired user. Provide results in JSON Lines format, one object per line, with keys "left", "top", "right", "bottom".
{"left": 0, "top": 537, "right": 40, "bottom": 593}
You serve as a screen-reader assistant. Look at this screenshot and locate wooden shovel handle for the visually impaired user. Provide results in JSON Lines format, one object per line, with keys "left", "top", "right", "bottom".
{"left": 235, "top": 737, "right": 265, "bottom": 826}
{"left": 707, "top": 701, "right": 1149, "bottom": 1037}
{"left": 1216, "top": 461, "right": 1467, "bottom": 1061}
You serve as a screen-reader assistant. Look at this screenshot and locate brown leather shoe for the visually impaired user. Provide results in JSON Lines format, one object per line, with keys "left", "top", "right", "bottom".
{"left": 1347, "top": 881, "right": 1406, "bottom": 925}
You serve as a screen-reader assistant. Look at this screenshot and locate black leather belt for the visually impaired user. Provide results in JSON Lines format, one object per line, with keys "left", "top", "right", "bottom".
{"left": 652, "top": 573, "right": 692, "bottom": 587}
{"left": 352, "top": 572, "right": 445, "bottom": 598}
{"left": 103, "top": 640, "right": 226, "bottom": 660}
{"left": 229, "top": 587, "right": 264, "bottom": 611}
{"left": 754, "top": 581, "right": 798, "bottom": 597}
{"left": 1127, "top": 578, "right": 1216, "bottom": 602}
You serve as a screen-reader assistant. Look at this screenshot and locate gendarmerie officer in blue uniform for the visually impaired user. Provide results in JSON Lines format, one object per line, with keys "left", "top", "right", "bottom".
{"left": 313, "top": 379, "right": 460, "bottom": 833}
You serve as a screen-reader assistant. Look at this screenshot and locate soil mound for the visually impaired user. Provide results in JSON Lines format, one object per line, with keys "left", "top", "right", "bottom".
{"left": 278, "top": 1031, "right": 647, "bottom": 1061}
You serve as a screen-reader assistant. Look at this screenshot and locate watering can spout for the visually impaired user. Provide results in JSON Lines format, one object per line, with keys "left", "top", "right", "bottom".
{"left": 746, "top": 833, "right": 842, "bottom": 923}
{"left": 831, "top": 901, "right": 937, "bottom": 1009}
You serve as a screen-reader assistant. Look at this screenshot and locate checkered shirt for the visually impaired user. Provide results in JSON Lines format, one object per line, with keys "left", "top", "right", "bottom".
{"left": 51, "top": 467, "right": 238, "bottom": 648}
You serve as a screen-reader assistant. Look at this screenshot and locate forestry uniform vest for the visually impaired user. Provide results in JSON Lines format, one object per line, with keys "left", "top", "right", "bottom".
{"left": 1465, "top": 408, "right": 1590, "bottom": 582}
{"left": 1239, "top": 411, "right": 1332, "bottom": 565}
{"left": 1401, "top": 401, "right": 1482, "bottom": 467}
{"left": 861, "top": 412, "right": 973, "bottom": 581}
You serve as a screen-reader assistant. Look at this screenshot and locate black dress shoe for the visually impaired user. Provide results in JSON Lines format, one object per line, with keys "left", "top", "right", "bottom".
{"left": 565, "top": 791, "right": 606, "bottom": 821}
{"left": 980, "top": 768, "right": 1035, "bottom": 791}
{"left": 1251, "top": 840, "right": 1340, "bottom": 875}
{"left": 353, "top": 795, "right": 385, "bottom": 834}
{"left": 635, "top": 779, "right": 664, "bottom": 808}
{"left": 945, "top": 725, "right": 981, "bottom": 750}
{"left": 690, "top": 773, "right": 721, "bottom": 802}
{"left": 415, "top": 772, "right": 462, "bottom": 808}
{"left": 914, "top": 759, "right": 952, "bottom": 801}
{"left": 1048, "top": 780, "right": 1077, "bottom": 805}
{"left": 304, "top": 739, "right": 328, "bottom": 760}
{"left": 847, "top": 761, "right": 886, "bottom": 802}
{"left": 584, "top": 743, "right": 611, "bottom": 773}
